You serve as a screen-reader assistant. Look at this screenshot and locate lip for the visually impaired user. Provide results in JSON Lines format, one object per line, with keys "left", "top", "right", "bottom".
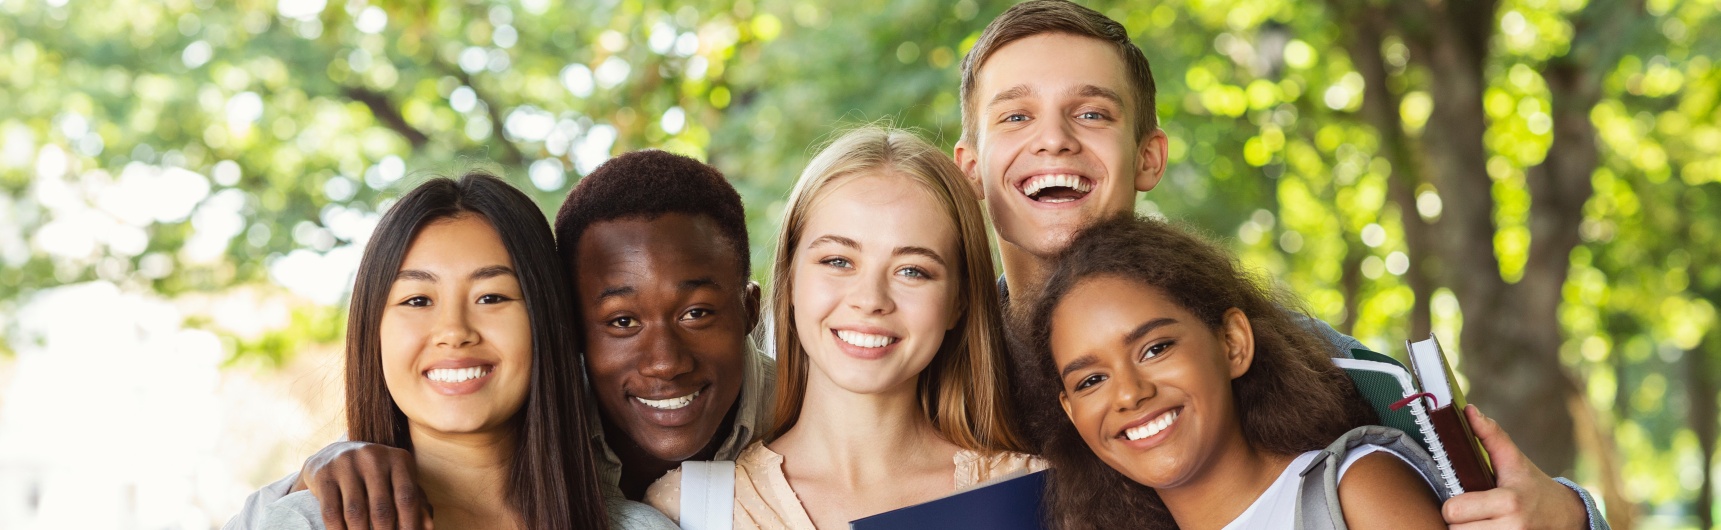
{"left": 1011, "top": 169, "right": 1096, "bottom": 209}
{"left": 829, "top": 325, "right": 900, "bottom": 361}
{"left": 1115, "top": 405, "right": 1183, "bottom": 451}
{"left": 626, "top": 383, "right": 710, "bottom": 428}
{"left": 421, "top": 358, "right": 497, "bottom": 396}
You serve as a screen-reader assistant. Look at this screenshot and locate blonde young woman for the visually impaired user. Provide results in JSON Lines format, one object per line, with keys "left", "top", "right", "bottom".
{"left": 644, "top": 127, "right": 1039, "bottom": 529}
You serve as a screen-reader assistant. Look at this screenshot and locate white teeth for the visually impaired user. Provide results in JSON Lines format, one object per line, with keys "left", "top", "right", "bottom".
{"left": 836, "top": 330, "right": 895, "bottom": 349}
{"left": 426, "top": 366, "right": 490, "bottom": 383}
{"left": 1021, "top": 174, "right": 1094, "bottom": 199}
{"left": 1124, "top": 409, "right": 1180, "bottom": 441}
{"left": 636, "top": 390, "right": 699, "bottom": 410}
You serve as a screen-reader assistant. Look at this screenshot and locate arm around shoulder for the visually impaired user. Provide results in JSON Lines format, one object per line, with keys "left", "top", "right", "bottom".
{"left": 1339, "top": 452, "right": 1448, "bottom": 530}
{"left": 256, "top": 491, "right": 327, "bottom": 530}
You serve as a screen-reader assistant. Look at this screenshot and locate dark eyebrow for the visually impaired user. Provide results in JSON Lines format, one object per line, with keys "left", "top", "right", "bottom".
{"left": 1073, "top": 84, "right": 1125, "bottom": 107}
{"left": 1059, "top": 354, "right": 1099, "bottom": 380}
{"left": 988, "top": 84, "right": 1034, "bottom": 108}
{"left": 680, "top": 278, "right": 722, "bottom": 292}
{"left": 472, "top": 265, "right": 515, "bottom": 280}
{"left": 596, "top": 286, "right": 635, "bottom": 302}
{"left": 807, "top": 234, "right": 860, "bottom": 250}
{"left": 396, "top": 270, "right": 437, "bottom": 283}
{"left": 893, "top": 246, "right": 947, "bottom": 267}
{"left": 1123, "top": 318, "right": 1178, "bottom": 346}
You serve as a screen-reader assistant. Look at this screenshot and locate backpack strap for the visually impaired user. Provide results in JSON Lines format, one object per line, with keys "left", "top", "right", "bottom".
{"left": 1295, "top": 426, "right": 1451, "bottom": 530}
{"left": 678, "top": 460, "right": 736, "bottom": 530}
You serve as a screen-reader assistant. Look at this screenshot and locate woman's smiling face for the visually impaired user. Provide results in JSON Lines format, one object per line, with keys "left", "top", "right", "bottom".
{"left": 1051, "top": 275, "right": 1255, "bottom": 489}
{"left": 790, "top": 172, "right": 963, "bottom": 396}
{"left": 379, "top": 214, "right": 532, "bottom": 437}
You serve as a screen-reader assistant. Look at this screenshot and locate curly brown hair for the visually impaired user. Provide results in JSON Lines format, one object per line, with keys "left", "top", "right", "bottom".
{"left": 1025, "top": 214, "right": 1377, "bottom": 530}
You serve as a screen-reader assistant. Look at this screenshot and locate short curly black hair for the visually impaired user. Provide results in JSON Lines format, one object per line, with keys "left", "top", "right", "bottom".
{"left": 553, "top": 150, "right": 750, "bottom": 280}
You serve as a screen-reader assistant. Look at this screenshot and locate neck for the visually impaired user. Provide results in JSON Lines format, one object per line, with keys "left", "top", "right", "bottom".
{"left": 408, "top": 424, "right": 520, "bottom": 528}
{"left": 1153, "top": 433, "right": 1296, "bottom": 530}
{"left": 998, "top": 239, "right": 1050, "bottom": 314}
{"left": 606, "top": 402, "right": 737, "bottom": 500}
{"left": 774, "top": 368, "right": 949, "bottom": 488}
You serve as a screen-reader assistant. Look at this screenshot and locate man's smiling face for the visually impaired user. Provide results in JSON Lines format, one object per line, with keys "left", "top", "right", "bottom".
{"left": 957, "top": 33, "right": 1166, "bottom": 258}
{"left": 575, "top": 213, "right": 754, "bottom": 462}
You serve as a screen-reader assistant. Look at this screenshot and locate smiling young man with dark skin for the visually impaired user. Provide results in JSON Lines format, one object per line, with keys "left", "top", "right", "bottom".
{"left": 951, "top": 2, "right": 1606, "bottom": 529}
{"left": 224, "top": 151, "right": 769, "bottom": 530}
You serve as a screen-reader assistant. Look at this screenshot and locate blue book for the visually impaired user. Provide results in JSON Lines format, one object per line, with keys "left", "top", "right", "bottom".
{"left": 849, "top": 470, "right": 1048, "bottom": 530}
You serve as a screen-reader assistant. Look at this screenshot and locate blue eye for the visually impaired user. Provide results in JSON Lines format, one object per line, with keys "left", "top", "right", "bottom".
{"left": 897, "top": 266, "right": 930, "bottom": 280}
{"left": 1078, "top": 111, "right": 1110, "bottom": 121}
{"left": 820, "top": 257, "right": 852, "bottom": 269}
{"left": 1003, "top": 113, "right": 1028, "bottom": 123}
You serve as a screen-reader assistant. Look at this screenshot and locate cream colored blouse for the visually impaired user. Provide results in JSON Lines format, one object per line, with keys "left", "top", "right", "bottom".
{"left": 643, "top": 440, "right": 1044, "bottom": 530}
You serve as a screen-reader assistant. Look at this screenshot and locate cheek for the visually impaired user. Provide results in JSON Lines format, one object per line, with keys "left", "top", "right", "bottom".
{"left": 378, "top": 312, "right": 421, "bottom": 390}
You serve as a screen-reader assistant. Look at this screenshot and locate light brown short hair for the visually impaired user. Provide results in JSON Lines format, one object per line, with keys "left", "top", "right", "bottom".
{"left": 958, "top": 0, "right": 1159, "bottom": 144}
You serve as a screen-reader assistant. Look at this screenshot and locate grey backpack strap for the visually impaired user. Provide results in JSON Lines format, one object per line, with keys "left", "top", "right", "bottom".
{"left": 1295, "top": 426, "right": 1451, "bottom": 530}
{"left": 678, "top": 460, "right": 736, "bottom": 530}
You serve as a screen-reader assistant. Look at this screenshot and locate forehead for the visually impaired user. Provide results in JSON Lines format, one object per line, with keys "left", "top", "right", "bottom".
{"left": 575, "top": 213, "right": 741, "bottom": 282}
{"left": 801, "top": 173, "right": 958, "bottom": 252}
{"left": 974, "top": 33, "right": 1135, "bottom": 109}
{"left": 1050, "top": 276, "right": 1176, "bottom": 355}
{"left": 401, "top": 215, "right": 510, "bottom": 270}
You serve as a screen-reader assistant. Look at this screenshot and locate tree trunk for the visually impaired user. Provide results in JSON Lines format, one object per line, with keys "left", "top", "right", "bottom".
{"left": 1692, "top": 331, "right": 1719, "bottom": 529}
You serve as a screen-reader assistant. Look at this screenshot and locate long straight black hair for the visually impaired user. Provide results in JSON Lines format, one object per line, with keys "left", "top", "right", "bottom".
{"left": 344, "top": 172, "right": 608, "bottom": 529}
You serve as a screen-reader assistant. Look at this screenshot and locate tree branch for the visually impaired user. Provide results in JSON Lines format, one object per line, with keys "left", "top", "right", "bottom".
{"left": 342, "top": 85, "right": 431, "bottom": 149}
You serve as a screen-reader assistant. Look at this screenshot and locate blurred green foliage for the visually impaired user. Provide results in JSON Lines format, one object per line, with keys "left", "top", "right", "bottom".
{"left": 2, "top": 0, "right": 1718, "bottom": 525}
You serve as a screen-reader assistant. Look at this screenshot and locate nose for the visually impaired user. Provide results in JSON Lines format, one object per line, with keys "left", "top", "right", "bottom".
{"left": 844, "top": 268, "right": 896, "bottom": 315}
{"left": 1110, "top": 368, "right": 1156, "bottom": 413}
{"left": 636, "top": 324, "right": 697, "bottom": 380}
{"left": 1031, "top": 116, "right": 1081, "bottom": 155}
{"left": 432, "top": 301, "right": 480, "bottom": 349}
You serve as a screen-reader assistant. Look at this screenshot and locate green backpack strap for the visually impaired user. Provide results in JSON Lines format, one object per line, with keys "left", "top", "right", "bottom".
{"left": 1294, "top": 426, "right": 1451, "bottom": 530}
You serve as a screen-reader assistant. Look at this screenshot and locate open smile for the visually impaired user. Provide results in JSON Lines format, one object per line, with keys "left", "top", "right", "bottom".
{"left": 422, "top": 363, "right": 496, "bottom": 395}
{"left": 1017, "top": 173, "right": 1095, "bottom": 204}
{"left": 830, "top": 327, "right": 901, "bottom": 360}
{"left": 628, "top": 384, "right": 710, "bottom": 427}
{"left": 1117, "top": 406, "right": 1182, "bottom": 449}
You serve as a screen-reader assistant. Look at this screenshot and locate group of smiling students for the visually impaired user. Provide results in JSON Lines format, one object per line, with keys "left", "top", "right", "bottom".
{"left": 226, "top": 2, "right": 1610, "bottom": 529}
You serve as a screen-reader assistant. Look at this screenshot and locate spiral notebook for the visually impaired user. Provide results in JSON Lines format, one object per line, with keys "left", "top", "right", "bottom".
{"left": 1334, "top": 335, "right": 1495, "bottom": 497}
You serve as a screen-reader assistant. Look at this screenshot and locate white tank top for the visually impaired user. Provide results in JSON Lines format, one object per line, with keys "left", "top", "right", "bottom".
{"left": 1221, "top": 444, "right": 1420, "bottom": 529}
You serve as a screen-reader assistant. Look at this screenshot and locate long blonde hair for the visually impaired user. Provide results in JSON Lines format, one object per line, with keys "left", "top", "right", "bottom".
{"left": 766, "top": 126, "right": 1025, "bottom": 453}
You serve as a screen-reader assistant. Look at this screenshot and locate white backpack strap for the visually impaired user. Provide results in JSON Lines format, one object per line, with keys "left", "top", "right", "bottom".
{"left": 678, "top": 460, "right": 736, "bottom": 530}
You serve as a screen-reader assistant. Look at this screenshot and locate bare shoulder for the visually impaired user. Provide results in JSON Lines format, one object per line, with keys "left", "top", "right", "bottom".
{"left": 643, "top": 467, "right": 684, "bottom": 522}
{"left": 1337, "top": 452, "right": 1446, "bottom": 530}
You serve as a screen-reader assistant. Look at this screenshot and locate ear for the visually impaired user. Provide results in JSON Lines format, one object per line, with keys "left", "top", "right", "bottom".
{"left": 1059, "top": 390, "right": 1074, "bottom": 421}
{"left": 953, "top": 140, "right": 987, "bottom": 199}
{"left": 744, "top": 280, "right": 763, "bottom": 334}
{"left": 1220, "top": 308, "right": 1255, "bottom": 380}
{"left": 1133, "top": 129, "right": 1169, "bottom": 192}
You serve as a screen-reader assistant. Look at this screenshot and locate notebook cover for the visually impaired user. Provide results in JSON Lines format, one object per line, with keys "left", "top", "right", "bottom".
{"left": 849, "top": 470, "right": 1048, "bottom": 530}
{"left": 1407, "top": 336, "right": 1496, "bottom": 492}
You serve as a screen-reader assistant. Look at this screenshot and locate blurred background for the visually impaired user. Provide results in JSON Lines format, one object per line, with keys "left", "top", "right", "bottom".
{"left": 0, "top": 0, "right": 1716, "bottom": 527}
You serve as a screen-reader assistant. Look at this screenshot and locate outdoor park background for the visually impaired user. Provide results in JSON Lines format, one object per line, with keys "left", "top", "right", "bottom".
{"left": 0, "top": 0, "right": 1716, "bottom": 527}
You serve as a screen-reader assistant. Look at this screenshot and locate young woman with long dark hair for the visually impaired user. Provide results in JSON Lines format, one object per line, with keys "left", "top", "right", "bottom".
{"left": 1029, "top": 215, "right": 1445, "bottom": 530}
{"left": 259, "top": 173, "right": 610, "bottom": 529}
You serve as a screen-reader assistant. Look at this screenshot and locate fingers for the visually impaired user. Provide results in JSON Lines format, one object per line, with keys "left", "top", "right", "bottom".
{"left": 393, "top": 455, "right": 430, "bottom": 530}
{"left": 308, "top": 466, "right": 350, "bottom": 530}
{"left": 336, "top": 464, "right": 371, "bottom": 530}
{"left": 1443, "top": 489, "right": 1522, "bottom": 525}
{"left": 360, "top": 452, "right": 399, "bottom": 530}
{"left": 1465, "top": 405, "right": 1540, "bottom": 486}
